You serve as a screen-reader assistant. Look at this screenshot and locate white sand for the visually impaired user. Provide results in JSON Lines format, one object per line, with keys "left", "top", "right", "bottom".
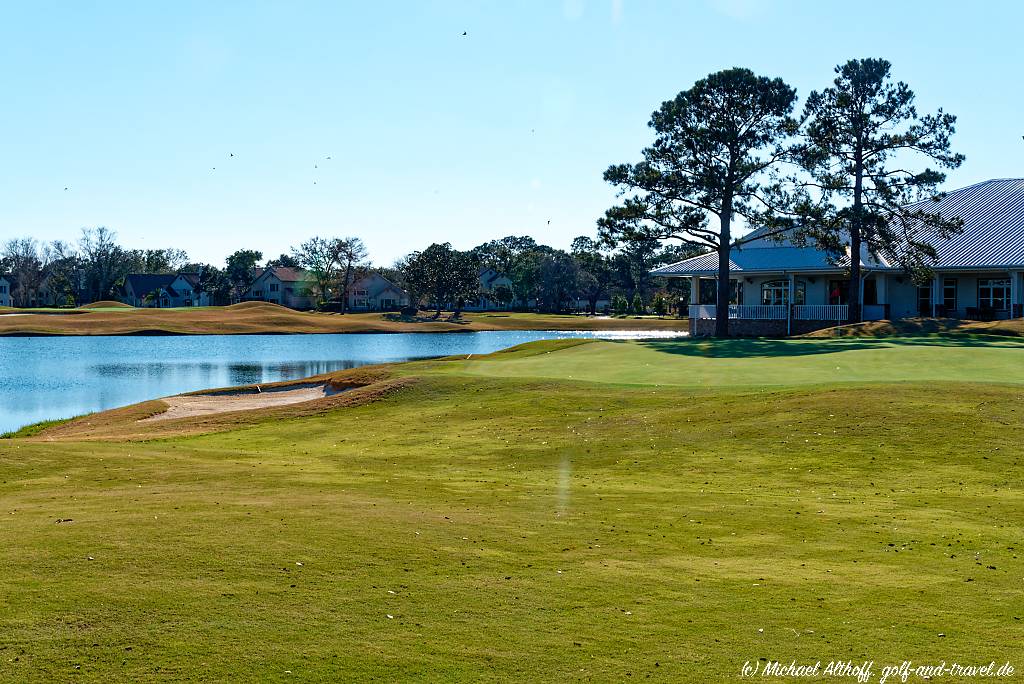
{"left": 141, "top": 384, "right": 339, "bottom": 423}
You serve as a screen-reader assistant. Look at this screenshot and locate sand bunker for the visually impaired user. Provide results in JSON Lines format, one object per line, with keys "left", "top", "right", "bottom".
{"left": 141, "top": 383, "right": 342, "bottom": 423}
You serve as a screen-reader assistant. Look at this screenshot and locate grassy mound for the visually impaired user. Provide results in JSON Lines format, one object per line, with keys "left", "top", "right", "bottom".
{"left": 78, "top": 300, "right": 133, "bottom": 309}
{"left": 225, "top": 301, "right": 296, "bottom": 312}
{"left": 803, "top": 317, "right": 1024, "bottom": 338}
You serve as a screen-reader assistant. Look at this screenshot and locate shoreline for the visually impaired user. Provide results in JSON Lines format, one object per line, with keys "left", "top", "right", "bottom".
{"left": 0, "top": 305, "right": 690, "bottom": 337}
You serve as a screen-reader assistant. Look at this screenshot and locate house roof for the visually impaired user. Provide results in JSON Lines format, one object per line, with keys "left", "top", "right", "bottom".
{"left": 176, "top": 272, "right": 201, "bottom": 287}
{"left": 907, "top": 178, "right": 1024, "bottom": 269}
{"left": 351, "top": 272, "right": 409, "bottom": 297}
{"left": 652, "top": 178, "right": 1024, "bottom": 277}
{"left": 479, "top": 267, "right": 510, "bottom": 288}
{"left": 124, "top": 273, "right": 177, "bottom": 296}
{"left": 254, "top": 267, "right": 314, "bottom": 283}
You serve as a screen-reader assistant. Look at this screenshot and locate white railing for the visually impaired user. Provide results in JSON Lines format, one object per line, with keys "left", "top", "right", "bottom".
{"left": 688, "top": 305, "right": 786, "bottom": 320}
{"left": 728, "top": 305, "right": 787, "bottom": 320}
{"left": 862, "top": 304, "right": 886, "bottom": 321}
{"left": 793, "top": 305, "right": 848, "bottom": 321}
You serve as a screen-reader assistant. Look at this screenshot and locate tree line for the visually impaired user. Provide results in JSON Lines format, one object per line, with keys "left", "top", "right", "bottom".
{"left": 1, "top": 229, "right": 693, "bottom": 315}
{"left": 600, "top": 57, "right": 964, "bottom": 337}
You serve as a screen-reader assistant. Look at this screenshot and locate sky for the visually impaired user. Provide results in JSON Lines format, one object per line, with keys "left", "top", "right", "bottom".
{"left": 1, "top": 0, "right": 1022, "bottom": 267}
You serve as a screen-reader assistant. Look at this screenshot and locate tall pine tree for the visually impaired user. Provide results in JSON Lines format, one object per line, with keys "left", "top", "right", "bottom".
{"left": 797, "top": 58, "right": 964, "bottom": 322}
{"left": 599, "top": 68, "right": 798, "bottom": 337}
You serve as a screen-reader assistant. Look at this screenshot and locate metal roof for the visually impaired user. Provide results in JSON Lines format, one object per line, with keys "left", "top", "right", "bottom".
{"left": 908, "top": 178, "right": 1024, "bottom": 269}
{"left": 652, "top": 178, "right": 1024, "bottom": 277}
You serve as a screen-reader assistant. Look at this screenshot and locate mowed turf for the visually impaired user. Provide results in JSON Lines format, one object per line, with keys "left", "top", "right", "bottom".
{"left": 1, "top": 338, "right": 1022, "bottom": 681}
{"left": 452, "top": 336, "right": 1024, "bottom": 388}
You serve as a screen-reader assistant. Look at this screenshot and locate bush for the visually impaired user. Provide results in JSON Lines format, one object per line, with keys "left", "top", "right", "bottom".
{"left": 632, "top": 293, "right": 645, "bottom": 315}
{"left": 652, "top": 293, "right": 667, "bottom": 317}
{"left": 612, "top": 295, "right": 628, "bottom": 316}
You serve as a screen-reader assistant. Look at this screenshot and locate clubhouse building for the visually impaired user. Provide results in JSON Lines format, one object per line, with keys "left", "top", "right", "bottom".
{"left": 653, "top": 178, "right": 1024, "bottom": 336}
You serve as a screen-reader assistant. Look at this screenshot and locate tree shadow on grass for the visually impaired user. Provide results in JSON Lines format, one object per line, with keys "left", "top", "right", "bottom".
{"left": 635, "top": 334, "right": 1024, "bottom": 359}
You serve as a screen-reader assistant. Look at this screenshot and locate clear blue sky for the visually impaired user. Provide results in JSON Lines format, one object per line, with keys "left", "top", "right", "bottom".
{"left": 1, "top": 1, "right": 1021, "bottom": 266}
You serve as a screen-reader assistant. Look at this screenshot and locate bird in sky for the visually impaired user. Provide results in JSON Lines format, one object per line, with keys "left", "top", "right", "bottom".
{"left": 462, "top": 31, "right": 467, "bottom": 36}
{"left": 326, "top": 156, "right": 332, "bottom": 160}
{"left": 547, "top": 220, "right": 551, "bottom": 225}
{"left": 229, "top": 153, "right": 234, "bottom": 157}
{"left": 63, "top": 187, "right": 68, "bottom": 191}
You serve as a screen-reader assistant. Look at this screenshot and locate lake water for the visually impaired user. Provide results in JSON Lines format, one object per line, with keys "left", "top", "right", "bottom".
{"left": 0, "top": 330, "right": 683, "bottom": 434}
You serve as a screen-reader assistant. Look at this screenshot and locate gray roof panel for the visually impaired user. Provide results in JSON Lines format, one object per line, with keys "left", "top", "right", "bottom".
{"left": 652, "top": 178, "right": 1024, "bottom": 277}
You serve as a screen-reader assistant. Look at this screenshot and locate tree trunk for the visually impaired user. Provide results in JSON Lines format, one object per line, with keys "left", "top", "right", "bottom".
{"left": 847, "top": 149, "right": 864, "bottom": 324}
{"left": 340, "top": 264, "right": 352, "bottom": 315}
{"left": 714, "top": 202, "right": 733, "bottom": 338}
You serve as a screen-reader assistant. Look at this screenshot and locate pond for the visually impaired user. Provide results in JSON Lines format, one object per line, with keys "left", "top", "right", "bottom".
{"left": 0, "top": 330, "right": 683, "bottom": 434}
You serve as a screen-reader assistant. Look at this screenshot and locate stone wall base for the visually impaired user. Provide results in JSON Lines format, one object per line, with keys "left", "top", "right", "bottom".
{"left": 690, "top": 318, "right": 843, "bottom": 337}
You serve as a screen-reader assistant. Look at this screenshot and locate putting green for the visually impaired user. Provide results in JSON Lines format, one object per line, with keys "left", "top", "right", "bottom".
{"left": 449, "top": 336, "right": 1024, "bottom": 388}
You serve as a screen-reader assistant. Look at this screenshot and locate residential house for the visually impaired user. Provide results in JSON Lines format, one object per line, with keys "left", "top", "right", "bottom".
{"left": 653, "top": 178, "right": 1024, "bottom": 336}
{"left": 466, "top": 267, "right": 514, "bottom": 311}
{"left": 246, "top": 267, "right": 317, "bottom": 310}
{"left": 347, "top": 272, "right": 410, "bottom": 311}
{"left": 122, "top": 273, "right": 208, "bottom": 308}
{"left": 0, "top": 276, "right": 11, "bottom": 307}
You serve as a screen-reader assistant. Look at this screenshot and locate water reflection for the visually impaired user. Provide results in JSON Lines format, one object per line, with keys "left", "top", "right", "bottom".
{"left": 0, "top": 330, "right": 684, "bottom": 433}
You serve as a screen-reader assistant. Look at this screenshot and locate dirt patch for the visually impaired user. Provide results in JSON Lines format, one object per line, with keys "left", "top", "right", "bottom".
{"left": 141, "top": 383, "right": 344, "bottom": 422}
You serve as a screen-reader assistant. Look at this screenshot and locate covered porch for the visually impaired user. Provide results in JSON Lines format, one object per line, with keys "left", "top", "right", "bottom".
{"left": 680, "top": 269, "right": 1024, "bottom": 336}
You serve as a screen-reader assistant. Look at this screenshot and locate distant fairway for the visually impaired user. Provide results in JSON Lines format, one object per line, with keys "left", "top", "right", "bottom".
{"left": 1, "top": 336, "right": 1021, "bottom": 681}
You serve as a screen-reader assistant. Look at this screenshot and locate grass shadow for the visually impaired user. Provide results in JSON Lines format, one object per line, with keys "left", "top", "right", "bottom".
{"left": 637, "top": 334, "right": 1024, "bottom": 359}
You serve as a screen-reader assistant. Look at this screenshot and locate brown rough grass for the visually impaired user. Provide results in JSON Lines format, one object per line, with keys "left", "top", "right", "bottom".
{"left": 0, "top": 303, "right": 689, "bottom": 336}
{"left": 801, "top": 316, "right": 1024, "bottom": 338}
{"left": 78, "top": 300, "right": 133, "bottom": 309}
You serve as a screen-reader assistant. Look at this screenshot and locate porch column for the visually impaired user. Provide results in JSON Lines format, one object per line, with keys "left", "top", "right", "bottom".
{"left": 1011, "top": 271, "right": 1020, "bottom": 319}
{"left": 689, "top": 276, "right": 700, "bottom": 318}
{"left": 787, "top": 273, "right": 795, "bottom": 336}
{"left": 932, "top": 273, "right": 941, "bottom": 318}
{"left": 876, "top": 274, "right": 887, "bottom": 318}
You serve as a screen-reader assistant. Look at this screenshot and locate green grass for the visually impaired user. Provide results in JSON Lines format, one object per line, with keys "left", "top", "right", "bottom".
{"left": 451, "top": 335, "right": 1024, "bottom": 388}
{"left": 0, "top": 416, "right": 77, "bottom": 439}
{"left": 1, "top": 337, "right": 1022, "bottom": 681}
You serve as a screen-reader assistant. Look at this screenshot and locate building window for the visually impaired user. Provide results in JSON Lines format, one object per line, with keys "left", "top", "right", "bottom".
{"left": 917, "top": 284, "right": 932, "bottom": 315}
{"left": 269, "top": 283, "right": 279, "bottom": 292}
{"left": 943, "top": 278, "right": 957, "bottom": 312}
{"left": 978, "top": 278, "right": 1010, "bottom": 311}
{"left": 761, "top": 280, "right": 805, "bottom": 306}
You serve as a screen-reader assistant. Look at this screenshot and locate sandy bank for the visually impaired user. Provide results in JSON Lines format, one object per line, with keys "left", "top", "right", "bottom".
{"left": 141, "top": 383, "right": 343, "bottom": 423}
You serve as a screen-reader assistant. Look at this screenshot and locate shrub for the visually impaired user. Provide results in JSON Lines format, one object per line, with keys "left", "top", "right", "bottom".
{"left": 652, "top": 293, "right": 667, "bottom": 317}
{"left": 632, "top": 293, "right": 645, "bottom": 315}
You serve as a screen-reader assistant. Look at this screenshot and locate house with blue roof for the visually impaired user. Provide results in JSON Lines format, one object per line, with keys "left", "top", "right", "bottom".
{"left": 122, "top": 273, "right": 208, "bottom": 308}
{"left": 653, "top": 179, "right": 1024, "bottom": 335}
